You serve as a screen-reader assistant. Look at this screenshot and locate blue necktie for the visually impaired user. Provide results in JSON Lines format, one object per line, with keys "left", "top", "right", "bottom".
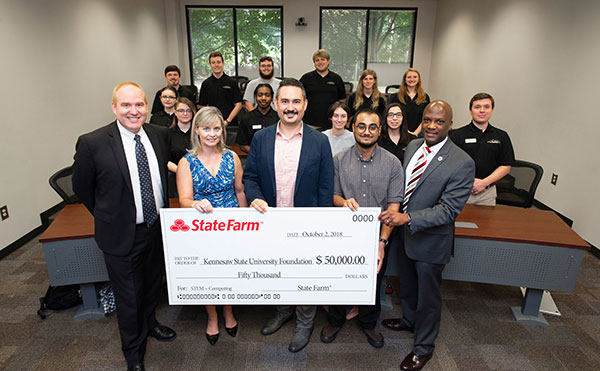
{"left": 134, "top": 134, "right": 158, "bottom": 225}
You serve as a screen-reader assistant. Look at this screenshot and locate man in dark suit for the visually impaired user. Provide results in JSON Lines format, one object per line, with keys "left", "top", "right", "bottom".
{"left": 243, "top": 78, "right": 334, "bottom": 353}
{"left": 379, "top": 101, "right": 475, "bottom": 370}
{"left": 73, "top": 82, "right": 176, "bottom": 371}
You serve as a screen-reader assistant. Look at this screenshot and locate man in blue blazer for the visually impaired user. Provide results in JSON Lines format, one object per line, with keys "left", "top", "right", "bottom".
{"left": 379, "top": 101, "right": 475, "bottom": 370}
{"left": 243, "top": 78, "right": 334, "bottom": 353}
{"left": 73, "top": 82, "right": 176, "bottom": 371}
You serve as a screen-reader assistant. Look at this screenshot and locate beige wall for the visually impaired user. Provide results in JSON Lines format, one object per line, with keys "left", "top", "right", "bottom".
{"left": 0, "top": 0, "right": 169, "bottom": 250}
{"left": 429, "top": 0, "right": 600, "bottom": 248}
{"left": 3, "top": 0, "right": 597, "bottom": 252}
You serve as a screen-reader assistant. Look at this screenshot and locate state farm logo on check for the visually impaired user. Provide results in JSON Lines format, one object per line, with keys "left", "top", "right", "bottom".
{"left": 170, "top": 218, "right": 261, "bottom": 232}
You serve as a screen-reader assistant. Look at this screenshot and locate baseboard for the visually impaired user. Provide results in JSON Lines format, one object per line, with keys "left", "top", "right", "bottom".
{"left": 0, "top": 202, "right": 65, "bottom": 260}
{"left": 590, "top": 244, "right": 600, "bottom": 259}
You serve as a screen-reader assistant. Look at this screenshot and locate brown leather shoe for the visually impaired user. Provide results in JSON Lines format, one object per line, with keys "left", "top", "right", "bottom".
{"left": 400, "top": 351, "right": 433, "bottom": 370}
{"left": 381, "top": 318, "right": 414, "bottom": 332}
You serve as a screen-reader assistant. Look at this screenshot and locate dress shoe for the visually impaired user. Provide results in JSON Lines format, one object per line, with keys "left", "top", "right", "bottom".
{"left": 362, "top": 328, "right": 384, "bottom": 348}
{"left": 127, "top": 364, "right": 145, "bottom": 371}
{"left": 205, "top": 332, "right": 219, "bottom": 345}
{"left": 148, "top": 324, "right": 177, "bottom": 342}
{"left": 320, "top": 325, "right": 341, "bottom": 343}
{"left": 288, "top": 326, "right": 313, "bottom": 353}
{"left": 401, "top": 351, "right": 433, "bottom": 370}
{"left": 381, "top": 318, "right": 414, "bottom": 333}
{"left": 261, "top": 313, "right": 293, "bottom": 335}
{"left": 225, "top": 324, "right": 238, "bottom": 337}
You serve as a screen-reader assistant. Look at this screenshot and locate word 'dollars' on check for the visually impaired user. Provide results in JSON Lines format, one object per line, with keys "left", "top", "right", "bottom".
{"left": 160, "top": 207, "right": 381, "bottom": 305}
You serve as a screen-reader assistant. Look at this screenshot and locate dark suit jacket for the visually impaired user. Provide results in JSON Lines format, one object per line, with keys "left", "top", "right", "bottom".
{"left": 243, "top": 123, "right": 334, "bottom": 207}
{"left": 403, "top": 138, "right": 475, "bottom": 265}
{"left": 72, "top": 121, "right": 169, "bottom": 257}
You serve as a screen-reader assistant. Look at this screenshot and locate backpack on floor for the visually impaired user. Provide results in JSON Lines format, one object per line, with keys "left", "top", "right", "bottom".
{"left": 37, "top": 284, "right": 82, "bottom": 319}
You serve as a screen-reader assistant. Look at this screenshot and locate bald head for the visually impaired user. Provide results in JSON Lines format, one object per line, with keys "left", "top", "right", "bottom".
{"left": 421, "top": 100, "right": 453, "bottom": 147}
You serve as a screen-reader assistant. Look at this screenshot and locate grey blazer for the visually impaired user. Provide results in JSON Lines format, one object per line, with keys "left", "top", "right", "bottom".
{"left": 403, "top": 138, "right": 475, "bottom": 265}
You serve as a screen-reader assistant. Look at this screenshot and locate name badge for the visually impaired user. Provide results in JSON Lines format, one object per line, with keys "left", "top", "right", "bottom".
{"left": 465, "top": 138, "right": 477, "bottom": 144}
{"left": 252, "top": 124, "right": 262, "bottom": 130}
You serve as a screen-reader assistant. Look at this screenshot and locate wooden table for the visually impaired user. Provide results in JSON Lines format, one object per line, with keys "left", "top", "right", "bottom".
{"left": 386, "top": 204, "right": 588, "bottom": 326}
{"left": 40, "top": 204, "right": 105, "bottom": 319}
{"left": 41, "top": 204, "right": 589, "bottom": 324}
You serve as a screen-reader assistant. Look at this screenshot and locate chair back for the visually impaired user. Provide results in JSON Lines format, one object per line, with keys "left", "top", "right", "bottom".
{"left": 385, "top": 84, "right": 401, "bottom": 95}
{"left": 496, "top": 160, "right": 543, "bottom": 208}
{"left": 49, "top": 166, "right": 80, "bottom": 204}
{"left": 235, "top": 76, "right": 250, "bottom": 95}
{"left": 343, "top": 81, "right": 353, "bottom": 94}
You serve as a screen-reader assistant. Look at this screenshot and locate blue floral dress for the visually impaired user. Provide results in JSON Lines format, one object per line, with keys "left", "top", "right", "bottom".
{"left": 185, "top": 149, "right": 238, "bottom": 207}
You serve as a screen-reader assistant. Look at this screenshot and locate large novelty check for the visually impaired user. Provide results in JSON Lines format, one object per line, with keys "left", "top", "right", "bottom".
{"left": 160, "top": 207, "right": 380, "bottom": 305}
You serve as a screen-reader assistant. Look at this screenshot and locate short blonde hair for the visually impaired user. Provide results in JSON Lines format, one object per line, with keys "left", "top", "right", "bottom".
{"left": 312, "top": 49, "right": 330, "bottom": 61}
{"left": 112, "top": 82, "right": 147, "bottom": 105}
{"left": 190, "top": 106, "right": 226, "bottom": 156}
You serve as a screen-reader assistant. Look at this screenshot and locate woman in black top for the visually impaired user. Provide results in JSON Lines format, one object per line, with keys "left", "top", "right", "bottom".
{"left": 167, "top": 97, "right": 197, "bottom": 197}
{"left": 346, "top": 69, "right": 386, "bottom": 120}
{"left": 387, "top": 68, "right": 430, "bottom": 137}
{"left": 378, "top": 103, "right": 414, "bottom": 164}
{"left": 150, "top": 86, "right": 177, "bottom": 127}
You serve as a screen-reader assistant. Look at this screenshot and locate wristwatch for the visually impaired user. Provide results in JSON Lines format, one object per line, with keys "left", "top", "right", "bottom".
{"left": 379, "top": 238, "right": 389, "bottom": 246}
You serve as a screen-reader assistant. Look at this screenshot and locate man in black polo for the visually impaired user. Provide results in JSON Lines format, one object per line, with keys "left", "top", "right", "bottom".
{"left": 151, "top": 65, "right": 198, "bottom": 114}
{"left": 236, "top": 83, "right": 278, "bottom": 153}
{"left": 449, "top": 92, "right": 515, "bottom": 206}
{"left": 320, "top": 107, "right": 403, "bottom": 349}
{"left": 299, "top": 49, "right": 346, "bottom": 130}
{"left": 198, "top": 51, "right": 243, "bottom": 126}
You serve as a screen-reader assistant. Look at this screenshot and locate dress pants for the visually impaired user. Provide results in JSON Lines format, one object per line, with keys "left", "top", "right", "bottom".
{"left": 327, "top": 241, "right": 391, "bottom": 330}
{"left": 276, "top": 305, "right": 317, "bottom": 328}
{"left": 103, "top": 222, "right": 164, "bottom": 366}
{"left": 397, "top": 230, "right": 445, "bottom": 356}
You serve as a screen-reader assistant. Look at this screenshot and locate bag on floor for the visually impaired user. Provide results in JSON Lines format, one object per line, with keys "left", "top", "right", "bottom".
{"left": 37, "top": 284, "right": 82, "bottom": 319}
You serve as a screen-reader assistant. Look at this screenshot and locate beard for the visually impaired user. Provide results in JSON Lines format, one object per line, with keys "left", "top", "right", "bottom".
{"left": 357, "top": 139, "right": 377, "bottom": 149}
{"left": 260, "top": 70, "right": 274, "bottom": 80}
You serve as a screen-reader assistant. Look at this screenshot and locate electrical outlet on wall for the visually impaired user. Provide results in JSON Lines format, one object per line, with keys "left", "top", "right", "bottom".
{"left": 0, "top": 205, "right": 8, "bottom": 220}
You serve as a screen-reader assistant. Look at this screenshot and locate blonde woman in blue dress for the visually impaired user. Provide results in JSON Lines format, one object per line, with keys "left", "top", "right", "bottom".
{"left": 177, "top": 106, "right": 248, "bottom": 345}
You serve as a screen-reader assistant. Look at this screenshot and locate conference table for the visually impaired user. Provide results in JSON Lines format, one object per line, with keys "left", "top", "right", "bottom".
{"left": 40, "top": 203, "right": 589, "bottom": 324}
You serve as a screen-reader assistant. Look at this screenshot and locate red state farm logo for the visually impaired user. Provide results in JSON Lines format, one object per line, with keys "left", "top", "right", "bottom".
{"left": 170, "top": 219, "right": 190, "bottom": 232}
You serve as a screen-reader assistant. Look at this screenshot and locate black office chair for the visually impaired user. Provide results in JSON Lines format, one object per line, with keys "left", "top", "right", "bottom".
{"left": 343, "top": 81, "right": 353, "bottom": 94}
{"left": 385, "top": 84, "right": 401, "bottom": 95}
{"left": 49, "top": 166, "right": 80, "bottom": 204}
{"left": 225, "top": 125, "right": 238, "bottom": 146}
{"left": 496, "top": 160, "right": 543, "bottom": 208}
{"left": 235, "top": 76, "right": 249, "bottom": 95}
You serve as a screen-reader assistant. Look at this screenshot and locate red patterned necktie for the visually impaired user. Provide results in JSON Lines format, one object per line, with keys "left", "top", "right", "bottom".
{"left": 402, "top": 146, "right": 431, "bottom": 212}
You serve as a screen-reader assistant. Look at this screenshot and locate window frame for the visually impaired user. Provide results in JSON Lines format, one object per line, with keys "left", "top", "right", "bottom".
{"left": 318, "top": 6, "right": 418, "bottom": 77}
{"left": 185, "top": 5, "right": 284, "bottom": 86}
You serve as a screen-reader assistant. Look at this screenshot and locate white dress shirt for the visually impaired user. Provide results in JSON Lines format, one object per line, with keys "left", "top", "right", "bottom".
{"left": 117, "top": 122, "right": 165, "bottom": 224}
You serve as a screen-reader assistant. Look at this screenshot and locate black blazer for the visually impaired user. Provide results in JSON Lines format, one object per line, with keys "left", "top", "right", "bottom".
{"left": 72, "top": 121, "right": 169, "bottom": 256}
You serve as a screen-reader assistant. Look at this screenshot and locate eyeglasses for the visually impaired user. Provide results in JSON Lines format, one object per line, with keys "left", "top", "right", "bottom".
{"left": 356, "top": 123, "right": 380, "bottom": 132}
{"left": 387, "top": 112, "right": 403, "bottom": 118}
{"left": 176, "top": 109, "right": 192, "bottom": 114}
{"left": 161, "top": 95, "right": 176, "bottom": 100}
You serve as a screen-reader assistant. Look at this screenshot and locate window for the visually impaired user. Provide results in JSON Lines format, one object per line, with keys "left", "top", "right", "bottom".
{"left": 186, "top": 6, "right": 283, "bottom": 88}
{"left": 320, "top": 8, "right": 417, "bottom": 91}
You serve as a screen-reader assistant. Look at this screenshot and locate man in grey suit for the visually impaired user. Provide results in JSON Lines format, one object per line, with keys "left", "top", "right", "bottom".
{"left": 379, "top": 101, "right": 475, "bottom": 371}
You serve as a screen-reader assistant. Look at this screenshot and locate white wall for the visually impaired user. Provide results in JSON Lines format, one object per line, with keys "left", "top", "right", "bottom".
{"left": 429, "top": 0, "right": 600, "bottom": 248}
{"left": 168, "top": 0, "right": 438, "bottom": 88}
{"left": 0, "top": 0, "right": 169, "bottom": 251}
